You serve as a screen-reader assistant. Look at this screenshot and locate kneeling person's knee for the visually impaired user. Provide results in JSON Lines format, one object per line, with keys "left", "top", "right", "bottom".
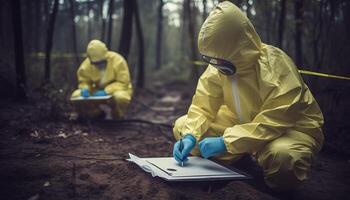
{"left": 258, "top": 142, "right": 313, "bottom": 190}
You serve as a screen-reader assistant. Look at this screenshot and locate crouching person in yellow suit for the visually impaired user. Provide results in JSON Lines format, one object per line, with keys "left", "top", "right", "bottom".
{"left": 172, "top": 2, "right": 324, "bottom": 191}
{"left": 71, "top": 40, "right": 132, "bottom": 119}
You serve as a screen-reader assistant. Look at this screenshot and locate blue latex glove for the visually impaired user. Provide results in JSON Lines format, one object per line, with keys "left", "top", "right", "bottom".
{"left": 199, "top": 137, "right": 227, "bottom": 158}
{"left": 92, "top": 90, "right": 107, "bottom": 96}
{"left": 173, "top": 134, "right": 196, "bottom": 164}
{"left": 81, "top": 88, "right": 90, "bottom": 97}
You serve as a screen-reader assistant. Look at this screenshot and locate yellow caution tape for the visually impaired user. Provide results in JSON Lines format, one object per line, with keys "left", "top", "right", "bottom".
{"left": 29, "top": 52, "right": 87, "bottom": 58}
{"left": 298, "top": 70, "right": 350, "bottom": 80}
{"left": 190, "top": 60, "right": 350, "bottom": 81}
{"left": 192, "top": 60, "right": 207, "bottom": 66}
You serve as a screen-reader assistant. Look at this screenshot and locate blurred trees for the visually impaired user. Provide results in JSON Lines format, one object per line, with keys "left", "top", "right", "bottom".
{"left": 118, "top": 0, "right": 134, "bottom": 59}
{"left": 44, "top": 0, "right": 59, "bottom": 82}
{"left": 106, "top": 0, "right": 115, "bottom": 48}
{"left": 0, "top": 0, "right": 350, "bottom": 154}
{"left": 1, "top": 0, "right": 350, "bottom": 91}
{"left": 134, "top": 0, "right": 145, "bottom": 87}
{"left": 278, "top": 0, "right": 286, "bottom": 48}
{"left": 11, "top": 0, "right": 26, "bottom": 99}
{"left": 68, "top": 0, "right": 79, "bottom": 65}
{"left": 100, "top": 0, "right": 106, "bottom": 41}
{"left": 155, "top": 0, "right": 164, "bottom": 70}
{"left": 184, "top": 0, "right": 199, "bottom": 80}
{"left": 294, "top": 0, "right": 303, "bottom": 67}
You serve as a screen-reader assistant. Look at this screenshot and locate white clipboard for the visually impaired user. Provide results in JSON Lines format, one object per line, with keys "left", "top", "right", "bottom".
{"left": 127, "top": 153, "right": 249, "bottom": 181}
{"left": 70, "top": 95, "right": 112, "bottom": 101}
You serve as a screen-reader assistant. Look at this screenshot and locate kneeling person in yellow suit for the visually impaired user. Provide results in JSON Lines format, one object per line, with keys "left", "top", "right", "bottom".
{"left": 173, "top": 2, "right": 323, "bottom": 190}
{"left": 71, "top": 40, "right": 132, "bottom": 119}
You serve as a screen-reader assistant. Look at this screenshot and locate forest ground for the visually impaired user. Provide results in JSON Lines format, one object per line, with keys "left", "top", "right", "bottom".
{"left": 0, "top": 82, "right": 349, "bottom": 200}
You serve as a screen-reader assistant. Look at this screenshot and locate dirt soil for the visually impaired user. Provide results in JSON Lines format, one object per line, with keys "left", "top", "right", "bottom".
{"left": 0, "top": 83, "right": 349, "bottom": 200}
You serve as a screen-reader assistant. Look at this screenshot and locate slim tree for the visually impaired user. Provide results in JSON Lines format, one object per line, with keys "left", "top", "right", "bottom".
{"left": 180, "top": 0, "right": 187, "bottom": 56}
{"left": 87, "top": 1, "right": 92, "bottom": 41}
{"left": 294, "top": 0, "right": 303, "bottom": 67}
{"left": 185, "top": 0, "right": 199, "bottom": 80}
{"left": 107, "top": 0, "right": 114, "bottom": 49}
{"left": 245, "top": 0, "right": 251, "bottom": 19}
{"left": 68, "top": 0, "right": 79, "bottom": 65}
{"left": 34, "top": 0, "right": 42, "bottom": 52}
{"left": 11, "top": 0, "right": 26, "bottom": 99}
{"left": 278, "top": 0, "right": 286, "bottom": 48}
{"left": 118, "top": 0, "right": 134, "bottom": 59}
{"left": 202, "top": 0, "right": 207, "bottom": 22}
{"left": 134, "top": 0, "right": 145, "bottom": 88}
{"left": 24, "top": 0, "right": 33, "bottom": 53}
{"left": 312, "top": 0, "right": 325, "bottom": 68}
{"left": 262, "top": 1, "right": 272, "bottom": 44}
{"left": 100, "top": 0, "right": 106, "bottom": 41}
{"left": 155, "top": 0, "right": 164, "bottom": 70}
{"left": 44, "top": 0, "right": 59, "bottom": 82}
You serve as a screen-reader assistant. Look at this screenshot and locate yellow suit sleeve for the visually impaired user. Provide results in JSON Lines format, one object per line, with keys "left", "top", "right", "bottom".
{"left": 223, "top": 75, "right": 306, "bottom": 154}
{"left": 181, "top": 66, "right": 223, "bottom": 141}
{"left": 104, "top": 56, "right": 131, "bottom": 94}
{"left": 77, "top": 59, "right": 92, "bottom": 90}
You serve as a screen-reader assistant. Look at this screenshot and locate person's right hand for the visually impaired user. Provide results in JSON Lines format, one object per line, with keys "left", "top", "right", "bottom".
{"left": 173, "top": 134, "right": 196, "bottom": 164}
{"left": 81, "top": 88, "right": 90, "bottom": 97}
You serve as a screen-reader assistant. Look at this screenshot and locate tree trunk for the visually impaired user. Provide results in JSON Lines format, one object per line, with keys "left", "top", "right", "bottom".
{"left": 272, "top": 1, "right": 279, "bottom": 45}
{"left": 118, "top": 0, "right": 134, "bottom": 59}
{"left": 155, "top": 0, "right": 164, "bottom": 70}
{"left": 312, "top": 0, "right": 324, "bottom": 68}
{"left": 107, "top": 0, "right": 114, "bottom": 49}
{"left": 202, "top": 0, "right": 207, "bottom": 22}
{"left": 34, "top": 0, "right": 42, "bottom": 52}
{"left": 100, "top": 0, "right": 106, "bottom": 41}
{"left": 0, "top": 2, "right": 3, "bottom": 41}
{"left": 11, "top": 0, "right": 26, "bottom": 100}
{"left": 278, "top": 0, "right": 286, "bottom": 48}
{"left": 185, "top": 0, "right": 199, "bottom": 80}
{"left": 294, "top": 0, "right": 303, "bottom": 67}
{"left": 245, "top": 0, "right": 251, "bottom": 19}
{"left": 134, "top": 0, "right": 145, "bottom": 88}
{"left": 180, "top": 0, "right": 187, "bottom": 56}
{"left": 68, "top": 0, "right": 79, "bottom": 66}
{"left": 44, "top": 0, "right": 59, "bottom": 82}
{"left": 24, "top": 0, "right": 33, "bottom": 53}
{"left": 319, "top": 1, "right": 335, "bottom": 68}
{"left": 264, "top": 1, "right": 272, "bottom": 44}
{"left": 344, "top": 0, "right": 350, "bottom": 35}
{"left": 87, "top": 2, "right": 92, "bottom": 41}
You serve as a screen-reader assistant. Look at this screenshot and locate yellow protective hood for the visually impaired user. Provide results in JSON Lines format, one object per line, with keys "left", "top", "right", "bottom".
{"left": 198, "top": 1, "right": 261, "bottom": 74}
{"left": 87, "top": 40, "right": 108, "bottom": 62}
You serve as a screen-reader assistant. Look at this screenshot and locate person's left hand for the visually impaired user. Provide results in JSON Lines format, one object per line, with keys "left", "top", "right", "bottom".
{"left": 92, "top": 90, "right": 107, "bottom": 96}
{"left": 198, "top": 136, "right": 227, "bottom": 158}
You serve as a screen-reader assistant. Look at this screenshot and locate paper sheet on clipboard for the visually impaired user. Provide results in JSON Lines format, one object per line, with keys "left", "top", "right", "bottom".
{"left": 127, "top": 153, "right": 249, "bottom": 181}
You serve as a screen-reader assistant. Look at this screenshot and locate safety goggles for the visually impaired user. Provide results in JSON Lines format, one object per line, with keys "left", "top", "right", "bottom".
{"left": 91, "top": 60, "right": 107, "bottom": 68}
{"left": 202, "top": 55, "right": 236, "bottom": 75}
{"left": 91, "top": 59, "right": 107, "bottom": 65}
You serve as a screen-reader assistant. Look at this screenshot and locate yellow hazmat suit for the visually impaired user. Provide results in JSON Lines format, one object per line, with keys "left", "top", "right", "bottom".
{"left": 71, "top": 40, "right": 132, "bottom": 118}
{"left": 173, "top": 2, "right": 324, "bottom": 190}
